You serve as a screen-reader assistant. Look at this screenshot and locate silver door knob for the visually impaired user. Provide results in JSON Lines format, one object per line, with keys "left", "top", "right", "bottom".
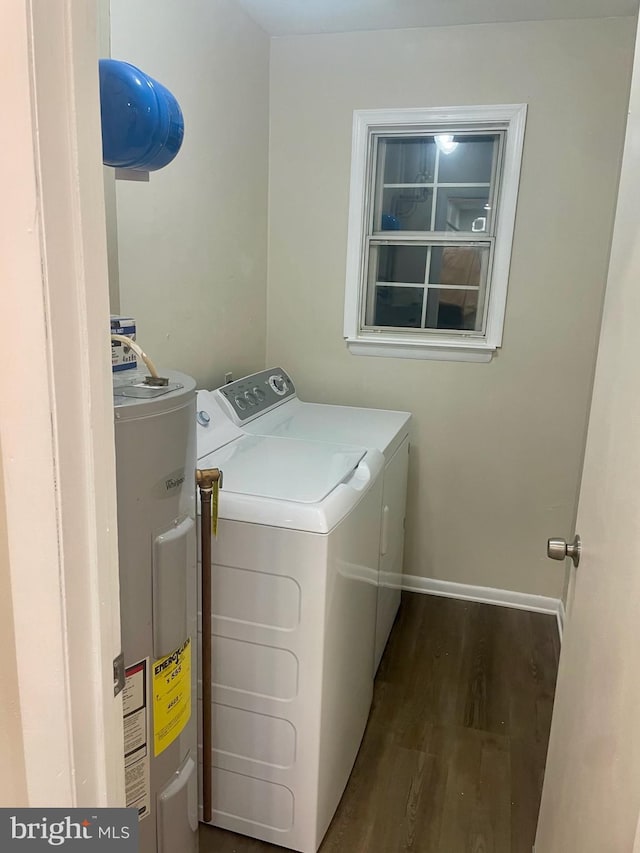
{"left": 547, "top": 534, "right": 581, "bottom": 568}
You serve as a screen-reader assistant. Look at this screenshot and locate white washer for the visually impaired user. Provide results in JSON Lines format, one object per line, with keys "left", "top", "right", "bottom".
{"left": 196, "top": 410, "right": 384, "bottom": 852}
{"left": 198, "top": 367, "right": 411, "bottom": 672}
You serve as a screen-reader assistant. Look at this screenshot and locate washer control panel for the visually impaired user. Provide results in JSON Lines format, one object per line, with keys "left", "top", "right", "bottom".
{"left": 216, "top": 368, "right": 296, "bottom": 422}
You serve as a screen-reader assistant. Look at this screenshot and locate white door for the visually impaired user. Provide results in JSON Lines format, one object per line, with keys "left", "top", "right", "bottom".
{"left": 535, "top": 18, "right": 640, "bottom": 853}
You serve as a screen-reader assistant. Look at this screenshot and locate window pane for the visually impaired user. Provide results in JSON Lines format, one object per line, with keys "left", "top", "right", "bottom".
{"left": 372, "top": 286, "right": 424, "bottom": 328}
{"left": 428, "top": 245, "right": 489, "bottom": 288}
{"left": 425, "top": 288, "right": 479, "bottom": 331}
{"left": 381, "top": 137, "right": 436, "bottom": 184}
{"left": 434, "top": 187, "right": 491, "bottom": 233}
{"left": 379, "top": 187, "right": 434, "bottom": 231}
{"left": 376, "top": 245, "right": 428, "bottom": 284}
{"left": 437, "top": 134, "right": 498, "bottom": 183}
{"left": 374, "top": 133, "right": 499, "bottom": 233}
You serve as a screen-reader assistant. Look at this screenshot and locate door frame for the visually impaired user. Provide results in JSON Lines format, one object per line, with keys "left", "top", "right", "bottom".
{"left": 0, "top": 0, "right": 124, "bottom": 805}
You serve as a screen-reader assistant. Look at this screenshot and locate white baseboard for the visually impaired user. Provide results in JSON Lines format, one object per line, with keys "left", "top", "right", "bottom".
{"left": 400, "top": 573, "right": 564, "bottom": 640}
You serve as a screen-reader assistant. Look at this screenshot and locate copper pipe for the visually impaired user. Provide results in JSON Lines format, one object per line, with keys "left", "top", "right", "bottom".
{"left": 196, "top": 467, "right": 222, "bottom": 824}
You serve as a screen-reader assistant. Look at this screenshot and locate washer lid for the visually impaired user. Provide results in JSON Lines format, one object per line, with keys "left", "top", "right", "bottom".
{"left": 241, "top": 398, "right": 411, "bottom": 457}
{"left": 198, "top": 434, "right": 366, "bottom": 504}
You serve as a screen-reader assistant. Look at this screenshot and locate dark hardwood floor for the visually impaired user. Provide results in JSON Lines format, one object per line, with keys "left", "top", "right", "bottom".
{"left": 200, "top": 593, "right": 560, "bottom": 853}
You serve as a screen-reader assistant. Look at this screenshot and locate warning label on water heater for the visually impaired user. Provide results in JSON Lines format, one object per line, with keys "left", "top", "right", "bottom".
{"left": 123, "top": 659, "right": 151, "bottom": 822}
{"left": 153, "top": 638, "right": 191, "bottom": 757}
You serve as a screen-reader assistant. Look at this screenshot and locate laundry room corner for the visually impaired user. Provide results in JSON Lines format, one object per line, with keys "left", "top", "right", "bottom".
{"left": 265, "top": 18, "right": 635, "bottom": 603}
{"left": 5, "top": 0, "right": 640, "bottom": 849}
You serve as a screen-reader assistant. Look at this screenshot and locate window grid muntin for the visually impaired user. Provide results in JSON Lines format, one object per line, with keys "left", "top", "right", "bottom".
{"left": 361, "top": 126, "right": 504, "bottom": 336}
{"left": 362, "top": 237, "right": 495, "bottom": 335}
{"left": 373, "top": 129, "right": 505, "bottom": 237}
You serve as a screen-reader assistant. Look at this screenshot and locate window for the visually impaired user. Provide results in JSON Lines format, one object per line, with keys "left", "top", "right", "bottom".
{"left": 344, "top": 105, "right": 527, "bottom": 362}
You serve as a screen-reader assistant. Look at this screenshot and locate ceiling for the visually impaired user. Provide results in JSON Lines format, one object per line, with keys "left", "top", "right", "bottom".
{"left": 235, "top": 0, "right": 639, "bottom": 37}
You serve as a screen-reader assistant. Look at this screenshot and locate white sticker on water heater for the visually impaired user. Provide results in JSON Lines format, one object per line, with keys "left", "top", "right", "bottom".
{"left": 123, "top": 658, "right": 151, "bottom": 822}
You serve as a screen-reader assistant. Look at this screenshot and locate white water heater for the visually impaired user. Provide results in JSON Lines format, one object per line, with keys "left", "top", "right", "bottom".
{"left": 113, "top": 370, "right": 198, "bottom": 853}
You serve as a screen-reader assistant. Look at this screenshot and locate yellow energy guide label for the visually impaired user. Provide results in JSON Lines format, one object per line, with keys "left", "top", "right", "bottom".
{"left": 153, "top": 637, "right": 191, "bottom": 756}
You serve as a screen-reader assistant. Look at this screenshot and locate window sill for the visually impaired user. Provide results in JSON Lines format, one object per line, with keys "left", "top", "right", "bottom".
{"left": 345, "top": 336, "right": 496, "bottom": 363}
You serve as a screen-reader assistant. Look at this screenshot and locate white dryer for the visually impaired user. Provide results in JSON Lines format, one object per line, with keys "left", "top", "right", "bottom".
{"left": 196, "top": 405, "right": 384, "bottom": 852}
{"left": 199, "top": 367, "right": 411, "bottom": 672}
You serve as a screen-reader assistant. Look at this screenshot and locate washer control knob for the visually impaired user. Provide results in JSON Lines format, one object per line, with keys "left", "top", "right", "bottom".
{"left": 234, "top": 395, "right": 247, "bottom": 411}
{"left": 254, "top": 387, "right": 266, "bottom": 402}
{"left": 245, "top": 391, "right": 258, "bottom": 406}
{"left": 269, "top": 374, "right": 288, "bottom": 396}
{"left": 196, "top": 410, "right": 211, "bottom": 427}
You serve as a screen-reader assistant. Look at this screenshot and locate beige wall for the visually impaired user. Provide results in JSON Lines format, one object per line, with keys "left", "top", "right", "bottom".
{"left": 267, "top": 18, "right": 634, "bottom": 598}
{"left": 110, "top": 0, "right": 269, "bottom": 388}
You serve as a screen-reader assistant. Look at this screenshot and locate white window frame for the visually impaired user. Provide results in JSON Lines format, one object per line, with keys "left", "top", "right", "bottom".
{"left": 343, "top": 105, "right": 527, "bottom": 362}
